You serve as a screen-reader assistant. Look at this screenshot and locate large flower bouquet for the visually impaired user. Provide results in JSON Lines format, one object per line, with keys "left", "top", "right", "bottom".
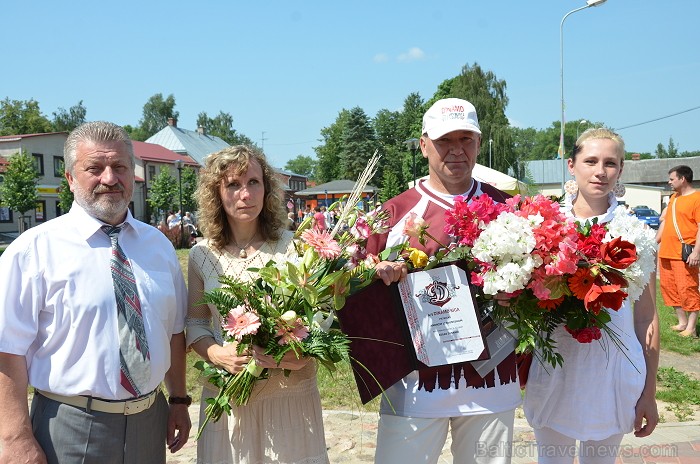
{"left": 408, "top": 193, "right": 656, "bottom": 368}
{"left": 194, "top": 154, "right": 389, "bottom": 438}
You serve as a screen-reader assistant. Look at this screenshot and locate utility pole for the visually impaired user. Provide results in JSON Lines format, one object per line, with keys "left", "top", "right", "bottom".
{"left": 261, "top": 131, "right": 267, "bottom": 152}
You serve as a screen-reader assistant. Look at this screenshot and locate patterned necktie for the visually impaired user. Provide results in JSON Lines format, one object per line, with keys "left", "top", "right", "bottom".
{"left": 103, "top": 225, "right": 151, "bottom": 397}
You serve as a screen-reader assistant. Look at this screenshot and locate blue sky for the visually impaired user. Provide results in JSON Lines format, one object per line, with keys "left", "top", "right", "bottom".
{"left": 4, "top": 0, "right": 699, "bottom": 169}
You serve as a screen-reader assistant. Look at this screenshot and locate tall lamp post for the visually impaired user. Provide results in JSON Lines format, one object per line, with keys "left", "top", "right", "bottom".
{"left": 488, "top": 138, "right": 493, "bottom": 169}
{"left": 174, "top": 159, "right": 184, "bottom": 248}
{"left": 404, "top": 138, "right": 420, "bottom": 186}
{"left": 576, "top": 119, "right": 589, "bottom": 140}
{"left": 560, "top": 0, "right": 607, "bottom": 193}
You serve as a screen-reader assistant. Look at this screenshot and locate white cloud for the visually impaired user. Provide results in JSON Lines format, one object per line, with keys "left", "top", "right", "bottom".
{"left": 373, "top": 53, "right": 389, "bottom": 63}
{"left": 397, "top": 47, "right": 425, "bottom": 62}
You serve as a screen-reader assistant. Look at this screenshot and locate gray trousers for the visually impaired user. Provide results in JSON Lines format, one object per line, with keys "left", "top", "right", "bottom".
{"left": 30, "top": 391, "right": 169, "bottom": 464}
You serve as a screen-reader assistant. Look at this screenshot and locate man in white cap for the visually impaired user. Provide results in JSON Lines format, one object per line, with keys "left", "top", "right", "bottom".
{"left": 367, "top": 98, "right": 520, "bottom": 463}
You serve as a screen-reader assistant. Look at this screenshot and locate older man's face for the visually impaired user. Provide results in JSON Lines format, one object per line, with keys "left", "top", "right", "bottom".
{"left": 66, "top": 140, "right": 134, "bottom": 225}
{"left": 420, "top": 130, "right": 481, "bottom": 194}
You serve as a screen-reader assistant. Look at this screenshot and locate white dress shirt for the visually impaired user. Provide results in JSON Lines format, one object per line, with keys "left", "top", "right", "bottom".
{"left": 0, "top": 203, "right": 187, "bottom": 400}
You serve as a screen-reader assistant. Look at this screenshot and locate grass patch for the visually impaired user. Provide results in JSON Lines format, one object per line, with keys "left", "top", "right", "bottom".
{"left": 656, "top": 367, "right": 700, "bottom": 405}
{"left": 656, "top": 367, "right": 700, "bottom": 421}
{"left": 176, "top": 248, "right": 189, "bottom": 283}
{"left": 317, "top": 360, "right": 380, "bottom": 412}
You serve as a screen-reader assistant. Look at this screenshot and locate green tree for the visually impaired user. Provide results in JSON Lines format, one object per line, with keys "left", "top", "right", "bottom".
{"left": 315, "top": 109, "right": 350, "bottom": 183}
{"left": 0, "top": 151, "right": 40, "bottom": 231}
{"left": 285, "top": 155, "right": 317, "bottom": 179}
{"left": 667, "top": 137, "right": 679, "bottom": 158}
{"left": 397, "top": 93, "right": 427, "bottom": 187}
{"left": 379, "top": 169, "right": 401, "bottom": 202}
{"left": 441, "top": 63, "right": 519, "bottom": 177}
{"left": 132, "top": 93, "right": 179, "bottom": 141}
{"left": 181, "top": 166, "right": 198, "bottom": 213}
{"left": 57, "top": 177, "right": 74, "bottom": 213}
{"left": 196, "top": 111, "right": 257, "bottom": 147}
{"left": 655, "top": 142, "right": 668, "bottom": 159}
{"left": 340, "top": 107, "right": 378, "bottom": 180}
{"left": 147, "top": 168, "right": 178, "bottom": 221}
{"left": 511, "top": 127, "right": 538, "bottom": 162}
{"left": 0, "top": 98, "right": 53, "bottom": 135}
{"left": 52, "top": 100, "right": 87, "bottom": 132}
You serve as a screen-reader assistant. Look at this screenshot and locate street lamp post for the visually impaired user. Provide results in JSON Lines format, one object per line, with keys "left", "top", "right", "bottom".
{"left": 577, "top": 119, "right": 589, "bottom": 140}
{"left": 560, "top": 0, "right": 607, "bottom": 193}
{"left": 174, "top": 159, "right": 184, "bottom": 248}
{"left": 488, "top": 138, "right": 493, "bottom": 169}
{"left": 404, "top": 138, "right": 420, "bottom": 186}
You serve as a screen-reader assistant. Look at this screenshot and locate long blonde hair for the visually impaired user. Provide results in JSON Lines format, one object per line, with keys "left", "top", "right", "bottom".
{"left": 196, "top": 146, "right": 285, "bottom": 250}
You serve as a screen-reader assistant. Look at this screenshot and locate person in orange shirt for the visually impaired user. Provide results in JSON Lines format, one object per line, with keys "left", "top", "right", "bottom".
{"left": 657, "top": 165, "right": 700, "bottom": 337}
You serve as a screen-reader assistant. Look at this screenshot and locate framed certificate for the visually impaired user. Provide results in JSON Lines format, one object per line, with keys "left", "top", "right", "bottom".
{"left": 338, "top": 262, "right": 492, "bottom": 404}
{"left": 397, "top": 265, "right": 486, "bottom": 366}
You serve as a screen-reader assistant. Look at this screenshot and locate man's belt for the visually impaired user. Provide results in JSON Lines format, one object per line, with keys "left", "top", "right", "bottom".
{"left": 35, "top": 388, "right": 160, "bottom": 415}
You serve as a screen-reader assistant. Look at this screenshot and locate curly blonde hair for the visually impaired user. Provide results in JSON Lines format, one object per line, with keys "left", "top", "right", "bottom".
{"left": 196, "top": 145, "right": 285, "bottom": 250}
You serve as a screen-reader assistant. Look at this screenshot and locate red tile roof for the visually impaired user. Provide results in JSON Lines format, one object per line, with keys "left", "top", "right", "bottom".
{"left": 132, "top": 141, "right": 198, "bottom": 167}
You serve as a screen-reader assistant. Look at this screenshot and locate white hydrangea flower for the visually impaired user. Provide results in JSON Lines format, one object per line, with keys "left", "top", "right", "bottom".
{"left": 473, "top": 213, "right": 542, "bottom": 295}
{"left": 603, "top": 206, "right": 658, "bottom": 302}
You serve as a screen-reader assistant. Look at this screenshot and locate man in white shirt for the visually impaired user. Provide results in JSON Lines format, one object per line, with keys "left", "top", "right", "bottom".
{"left": 0, "top": 121, "right": 191, "bottom": 463}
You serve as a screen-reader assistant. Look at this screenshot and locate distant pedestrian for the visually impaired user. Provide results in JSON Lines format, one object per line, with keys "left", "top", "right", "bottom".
{"left": 657, "top": 165, "right": 700, "bottom": 337}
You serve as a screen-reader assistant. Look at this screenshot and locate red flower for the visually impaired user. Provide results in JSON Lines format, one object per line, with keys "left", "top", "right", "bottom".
{"left": 537, "top": 297, "right": 564, "bottom": 311}
{"left": 564, "top": 325, "right": 602, "bottom": 343}
{"left": 596, "top": 267, "right": 628, "bottom": 287}
{"left": 577, "top": 224, "right": 606, "bottom": 259}
{"left": 584, "top": 284, "right": 627, "bottom": 313}
{"left": 600, "top": 236, "right": 637, "bottom": 269}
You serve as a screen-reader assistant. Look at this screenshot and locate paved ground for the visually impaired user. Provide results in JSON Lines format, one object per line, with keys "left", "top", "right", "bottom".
{"left": 167, "top": 411, "right": 700, "bottom": 464}
{"left": 164, "top": 350, "right": 700, "bottom": 464}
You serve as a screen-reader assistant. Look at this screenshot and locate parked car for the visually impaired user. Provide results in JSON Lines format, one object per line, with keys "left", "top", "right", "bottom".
{"left": 632, "top": 208, "right": 660, "bottom": 229}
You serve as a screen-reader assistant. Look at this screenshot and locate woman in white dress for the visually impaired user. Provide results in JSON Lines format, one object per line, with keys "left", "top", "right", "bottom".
{"left": 523, "top": 128, "right": 659, "bottom": 464}
{"left": 186, "top": 146, "right": 329, "bottom": 464}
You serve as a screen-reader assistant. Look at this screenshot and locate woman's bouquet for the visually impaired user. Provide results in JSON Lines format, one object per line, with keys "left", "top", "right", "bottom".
{"left": 194, "top": 153, "right": 389, "bottom": 437}
{"left": 407, "top": 193, "right": 655, "bottom": 368}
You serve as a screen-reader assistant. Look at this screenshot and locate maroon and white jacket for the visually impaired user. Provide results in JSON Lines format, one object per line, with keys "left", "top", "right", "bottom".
{"left": 365, "top": 178, "right": 521, "bottom": 417}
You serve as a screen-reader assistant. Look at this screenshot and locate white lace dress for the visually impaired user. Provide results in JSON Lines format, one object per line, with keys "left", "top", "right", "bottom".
{"left": 186, "top": 231, "right": 329, "bottom": 464}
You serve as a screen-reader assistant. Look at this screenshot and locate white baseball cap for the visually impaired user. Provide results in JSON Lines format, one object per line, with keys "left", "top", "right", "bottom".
{"left": 422, "top": 98, "right": 481, "bottom": 139}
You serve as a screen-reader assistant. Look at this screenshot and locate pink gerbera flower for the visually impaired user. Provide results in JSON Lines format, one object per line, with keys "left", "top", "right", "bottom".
{"left": 301, "top": 229, "right": 342, "bottom": 259}
{"left": 222, "top": 305, "right": 261, "bottom": 341}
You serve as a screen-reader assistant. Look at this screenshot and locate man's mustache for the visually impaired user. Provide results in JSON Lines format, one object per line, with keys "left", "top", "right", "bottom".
{"left": 93, "top": 185, "right": 124, "bottom": 194}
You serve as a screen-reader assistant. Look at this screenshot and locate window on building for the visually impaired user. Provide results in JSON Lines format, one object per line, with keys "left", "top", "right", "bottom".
{"left": 0, "top": 206, "right": 11, "bottom": 223}
{"left": 53, "top": 156, "right": 65, "bottom": 177}
{"left": 148, "top": 165, "right": 156, "bottom": 182}
{"left": 32, "top": 153, "right": 45, "bottom": 175}
{"left": 35, "top": 200, "right": 46, "bottom": 222}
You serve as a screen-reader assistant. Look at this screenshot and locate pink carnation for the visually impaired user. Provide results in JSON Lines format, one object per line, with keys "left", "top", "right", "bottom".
{"left": 301, "top": 229, "right": 342, "bottom": 259}
{"left": 445, "top": 194, "right": 509, "bottom": 246}
{"left": 222, "top": 305, "right": 261, "bottom": 341}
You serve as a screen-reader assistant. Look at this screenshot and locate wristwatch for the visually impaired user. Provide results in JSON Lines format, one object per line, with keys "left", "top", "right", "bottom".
{"left": 168, "top": 395, "right": 192, "bottom": 406}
